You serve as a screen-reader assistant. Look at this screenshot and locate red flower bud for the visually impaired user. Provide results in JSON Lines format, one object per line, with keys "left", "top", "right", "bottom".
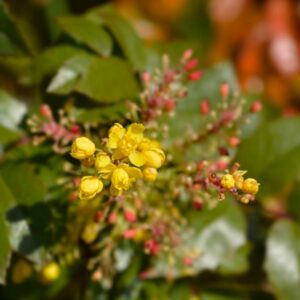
{"left": 250, "top": 100, "right": 263, "bottom": 113}
{"left": 228, "top": 136, "right": 240, "bottom": 147}
{"left": 192, "top": 197, "right": 203, "bottom": 211}
{"left": 68, "top": 191, "right": 78, "bottom": 202}
{"left": 182, "top": 48, "right": 193, "bottom": 60}
{"left": 199, "top": 100, "right": 210, "bottom": 115}
{"left": 183, "top": 256, "right": 193, "bottom": 266}
{"left": 108, "top": 212, "right": 117, "bottom": 224}
{"left": 220, "top": 83, "right": 230, "bottom": 98}
{"left": 94, "top": 211, "right": 103, "bottom": 222}
{"left": 141, "top": 72, "right": 150, "bottom": 85}
{"left": 197, "top": 161, "right": 204, "bottom": 171}
{"left": 40, "top": 104, "right": 52, "bottom": 118}
{"left": 163, "top": 99, "right": 176, "bottom": 112}
{"left": 185, "top": 58, "right": 198, "bottom": 70}
{"left": 124, "top": 210, "right": 136, "bottom": 223}
{"left": 188, "top": 70, "right": 202, "bottom": 81}
{"left": 123, "top": 229, "right": 136, "bottom": 239}
{"left": 70, "top": 124, "right": 80, "bottom": 134}
{"left": 144, "top": 239, "right": 160, "bottom": 256}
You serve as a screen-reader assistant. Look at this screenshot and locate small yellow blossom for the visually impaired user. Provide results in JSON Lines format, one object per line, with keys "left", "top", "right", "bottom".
{"left": 41, "top": 262, "right": 60, "bottom": 283}
{"left": 242, "top": 178, "right": 259, "bottom": 195}
{"left": 11, "top": 260, "right": 32, "bottom": 284}
{"left": 233, "top": 170, "right": 247, "bottom": 189}
{"left": 71, "top": 137, "right": 95, "bottom": 159}
{"left": 221, "top": 174, "right": 235, "bottom": 190}
{"left": 143, "top": 167, "right": 158, "bottom": 182}
{"left": 81, "top": 222, "right": 99, "bottom": 244}
{"left": 79, "top": 176, "right": 103, "bottom": 200}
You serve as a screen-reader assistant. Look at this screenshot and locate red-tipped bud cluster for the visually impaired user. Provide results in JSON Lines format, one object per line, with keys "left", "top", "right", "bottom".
{"left": 185, "top": 58, "right": 199, "bottom": 70}
{"left": 40, "top": 104, "right": 52, "bottom": 118}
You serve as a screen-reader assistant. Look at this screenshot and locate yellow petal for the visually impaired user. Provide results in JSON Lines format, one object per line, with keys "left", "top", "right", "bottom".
{"left": 129, "top": 151, "right": 146, "bottom": 167}
{"left": 111, "top": 167, "right": 130, "bottom": 190}
{"left": 107, "top": 123, "right": 125, "bottom": 149}
{"left": 98, "top": 163, "right": 116, "bottom": 179}
{"left": 144, "top": 149, "right": 165, "bottom": 168}
{"left": 110, "top": 184, "right": 122, "bottom": 196}
{"left": 126, "top": 123, "right": 144, "bottom": 144}
{"left": 121, "top": 164, "right": 143, "bottom": 179}
{"left": 95, "top": 152, "right": 111, "bottom": 171}
{"left": 112, "top": 148, "right": 125, "bottom": 161}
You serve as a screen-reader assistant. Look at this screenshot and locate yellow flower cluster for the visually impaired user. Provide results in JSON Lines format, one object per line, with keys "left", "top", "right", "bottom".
{"left": 221, "top": 171, "right": 260, "bottom": 198}
{"left": 71, "top": 123, "right": 165, "bottom": 199}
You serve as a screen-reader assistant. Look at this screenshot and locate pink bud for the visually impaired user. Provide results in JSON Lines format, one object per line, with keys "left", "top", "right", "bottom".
{"left": 228, "top": 136, "right": 240, "bottom": 147}
{"left": 144, "top": 239, "right": 160, "bottom": 256}
{"left": 182, "top": 48, "right": 193, "bottom": 60}
{"left": 108, "top": 212, "right": 117, "bottom": 224}
{"left": 123, "top": 229, "right": 136, "bottom": 239}
{"left": 199, "top": 100, "right": 210, "bottom": 115}
{"left": 220, "top": 83, "right": 230, "bottom": 98}
{"left": 184, "top": 58, "right": 198, "bottom": 70}
{"left": 163, "top": 99, "right": 176, "bottom": 112}
{"left": 141, "top": 72, "right": 150, "bottom": 85}
{"left": 70, "top": 124, "right": 80, "bottom": 134}
{"left": 197, "top": 161, "right": 204, "bottom": 171}
{"left": 68, "top": 191, "right": 78, "bottom": 202}
{"left": 72, "top": 176, "right": 81, "bottom": 186}
{"left": 94, "top": 211, "right": 103, "bottom": 222}
{"left": 124, "top": 210, "right": 136, "bottom": 223}
{"left": 250, "top": 100, "right": 263, "bottom": 113}
{"left": 188, "top": 70, "right": 202, "bottom": 81}
{"left": 216, "top": 160, "right": 228, "bottom": 170}
{"left": 192, "top": 197, "right": 203, "bottom": 211}
{"left": 39, "top": 104, "right": 52, "bottom": 118}
{"left": 183, "top": 256, "right": 193, "bottom": 266}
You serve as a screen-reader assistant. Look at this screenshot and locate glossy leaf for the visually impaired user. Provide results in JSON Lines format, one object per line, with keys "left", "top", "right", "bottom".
{"left": 86, "top": 5, "right": 146, "bottom": 70}
{"left": 264, "top": 220, "right": 300, "bottom": 300}
{"left": 76, "top": 56, "right": 138, "bottom": 102}
{"left": 56, "top": 16, "right": 112, "bottom": 56}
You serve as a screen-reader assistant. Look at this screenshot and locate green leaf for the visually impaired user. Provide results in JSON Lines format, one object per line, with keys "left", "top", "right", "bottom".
{"left": 264, "top": 220, "right": 300, "bottom": 300}
{"left": 48, "top": 53, "right": 138, "bottom": 103}
{"left": 236, "top": 117, "right": 300, "bottom": 195}
{"left": 86, "top": 5, "right": 146, "bottom": 70}
{"left": 0, "top": 163, "right": 46, "bottom": 206}
{"left": 0, "top": 214, "right": 10, "bottom": 284}
{"left": 0, "top": 32, "right": 23, "bottom": 56}
{"left": 56, "top": 16, "right": 112, "bottom": 56}
{"left": 30, "top": 45, "right": 83, "bottom": 83}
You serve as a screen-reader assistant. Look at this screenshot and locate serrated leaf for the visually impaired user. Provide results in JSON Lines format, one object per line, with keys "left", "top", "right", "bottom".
{"left": 264, "top": 220, "right": 300, "bottom": 300}
{"left": 56, "top": 16, "right": 112, "bottom": 56}
{"left": 86, "top": 5, "right": 146, "bottom": 70}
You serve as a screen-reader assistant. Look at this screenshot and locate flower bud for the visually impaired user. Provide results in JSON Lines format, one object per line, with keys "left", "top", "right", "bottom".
{"left": 232, "top": 170, "right": 246, "bottom": 190}
{"left": 70, "top": 124, "right": 80, "bottom": 134}
{"left": 228, "top": 136, "right": 240, "bottom": 147}
{"left": 188, "top": 70, "right": 202, "bottom": 81}
{"left": 242, "top": 178, "right": 259, "bottom": 195}
{"left": 79, "top": 176, "right": 103, "bottom": 200}
{"left": 71, "top": 137, "right": 96, "bottom": 160}
{"left": 163, "top": 99, "right": 176, "bottom": 112}
{"left": 81, "top": 222, "right": 99, "bottom": 244}
{"left": 11, "top": 260, "right": 32, "bottom": 284}
{"left": 143, "top": 167, "right": 158, "bottom": 182}
{"left": 192, "top": 197, "right": 203, "bottom": 211}
{"left": 250, "top": 100, "right": 263, "bottom": 113}
{"left": 182, "top": 48, "right": 193, "bottom": 60}
{"left": 185, "top": 58, "right": 198, "bottom": 70}
{"left": 124, "top": 210, "right": 136, "bottom": 223}
{"left": 199, "top": 100, "right": 210, "bottom": 115}
{"left": 40, "top": 104, "right": 52, "bottom": 118}
{"left": 144, "top": 239, "right": 160, "bottom": 256}
{"left": 220, "top": 83, "right": 230, "bottom": 98}
{"left": 221, "top": 174, "right": 235, "bottom": 190}
{"left": 41, "top": 262, "right": 60, "bottom": 283}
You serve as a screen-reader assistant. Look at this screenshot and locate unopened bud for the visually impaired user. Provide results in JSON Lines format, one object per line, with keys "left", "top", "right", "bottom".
{"left": 199, "top": 100, "right": 210, "bottom": 115}
{"left": 250, "top": 100, "right": 263, "bottom": 113}
{"left": 228, "top": 136, "right": 240, "bottom": 147}
{"left": 188, "top": 70, "right": 202, "bottom": 81}
{"left": 220, "top": 83, "right": 230, "bottom": 98}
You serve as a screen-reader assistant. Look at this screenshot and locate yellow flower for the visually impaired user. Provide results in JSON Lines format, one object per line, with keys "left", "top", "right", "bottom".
{"left": 11, "top": 260, "right": 32, "bottom": 284}
{"left": 233, "top": 170, "right": 247, "bottom": 189}
{"left": 71, "top": 137, "right": 95, "bottom": 159}
{"left": 79, "top": 176, "right": 103, "bottom": 200}
{"left": 110, "top": 164, "right": 142, "bottom": 196}
{"left": 41, "top": 262, "right": 60, "bottom": 283}
{"left": 81, "top": 222, "right": 99, "bottom": 244}
{"left": 221, "top": 174, "right": 235, "bottom": 190}
{"left": 129, "top": 138, "right": 165, "bottom": 168}
{"left": 242, "top": 178, "right": 259, "bottom": 195}
{"left": 107, "top": 123, "right": 126, "bottom": 149}
{"left": 143, "top": 167, "right": 158, "bottom": 182}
